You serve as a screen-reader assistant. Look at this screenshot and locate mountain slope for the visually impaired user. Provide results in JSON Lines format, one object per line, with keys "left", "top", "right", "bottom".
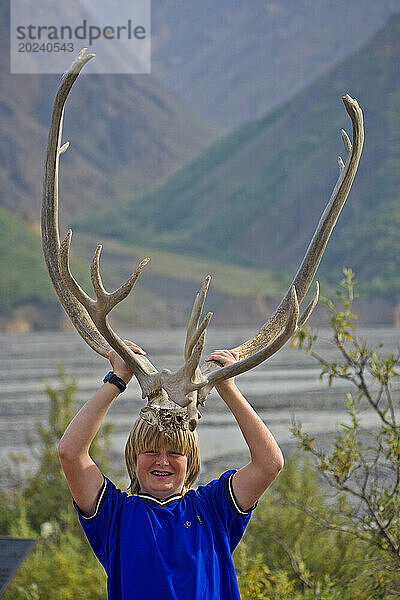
{"left": 79, "top": 15, "right": 400, "bottom": 301}
{"left": 0, "top": 209, "right": 288, "bottom": 331}
{"left": 0, "top": 1, "right": 219, "bottom": 224}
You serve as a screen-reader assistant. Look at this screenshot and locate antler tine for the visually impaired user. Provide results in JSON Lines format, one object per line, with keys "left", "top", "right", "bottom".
{"left": 58, "top": 227, "right": 158, "bottom": 391}
{"left": 186, "top": 311, "right": 214, "bottom": 368}
{"left": 42, "top": 48, "right": 110, "bottom": 358}
{"left": 185, "top": 276, "right": 211, "bottom": 360}
{"left": 111, "top": 257, "right": 151, "bottom": 305}
{"left": 90, "top": 245, "right": 108, "bottom": 301}
{"left": 229, "top": 94, "right": 364, "bottom": 360}
{"left": 60, "top": 229, "right": 96, "bottom": 308}
{"left": 298, "top": 281, "right": 319, "bottom": 328}
{"left": 199, "top": 286, "right": 299, "bottom": 400}
{"left": 338, "top": 156, "right": 345, "bottom": 174}
{"left": 183, "top": 312, "right": 213, "bottom": 380}
{"left": 90, "top": 244, "right": 150, "bottom": 314}
{"left": 341, "top": 128, "right": 352, "bottom": 154}
{"left": 150, "top": 278, "right": 212, "bottom": 431}
{"left": 157, "top": 311, "right": 213, "bottom": 411}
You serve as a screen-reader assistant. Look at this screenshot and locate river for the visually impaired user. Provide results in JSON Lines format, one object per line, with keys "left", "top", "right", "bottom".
{"left": 0, "top": 326, "right": 398, "bottom": 484}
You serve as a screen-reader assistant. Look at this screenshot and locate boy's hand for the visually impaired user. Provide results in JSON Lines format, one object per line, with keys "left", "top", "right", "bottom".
{"left": 108, "top": 340, "right": 146, "bottom": 384}
{"left": 205, "top": 349, "right": 239, "bottom": 393}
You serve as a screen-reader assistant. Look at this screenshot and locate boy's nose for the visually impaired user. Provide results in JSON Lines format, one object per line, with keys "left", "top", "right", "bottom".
{"left": 156, "top": 451, "right": 169, "bottom": 465}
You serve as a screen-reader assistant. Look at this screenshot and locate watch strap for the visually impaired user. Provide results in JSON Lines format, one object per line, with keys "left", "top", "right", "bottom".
{"left": 103, "top": 371, "right": 127, "bottom": 393}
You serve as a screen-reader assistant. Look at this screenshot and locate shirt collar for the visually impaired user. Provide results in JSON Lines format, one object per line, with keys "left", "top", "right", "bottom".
{"left": 137, "top": 492, "right": 183, "bottom": 506}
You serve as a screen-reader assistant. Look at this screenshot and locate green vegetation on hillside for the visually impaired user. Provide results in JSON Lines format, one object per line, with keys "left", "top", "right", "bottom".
{"left": 0, "top": 207, "right": 91, "bottom": 327}
{"left": 0, "top": 207, "right": 53, "bottom": 310}
{"left": 80, "top": 234, "right": 289, "bottom": 299}
{"left": 78, "top": 15, "right": 400, "bottom": 302}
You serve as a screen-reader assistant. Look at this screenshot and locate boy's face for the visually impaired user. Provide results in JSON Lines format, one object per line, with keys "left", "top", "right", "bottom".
{"left": 136, "top": 444, "right": 188, "bottom": 499}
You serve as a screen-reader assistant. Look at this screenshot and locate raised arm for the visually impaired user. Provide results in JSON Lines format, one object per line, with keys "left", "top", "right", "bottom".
{"left": 58, "top": 340, "right": 146, "bottom": 516}
{"left": 206, "top": 350, "right": 284, "bottom": 511}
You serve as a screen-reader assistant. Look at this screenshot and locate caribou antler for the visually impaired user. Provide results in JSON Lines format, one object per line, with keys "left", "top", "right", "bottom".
{"left": 232, "top": 95, "right": 363, "bottom": 359}
{"left": 200, "top": 93, "right": 364, "bottom": 382}
{"left": 42, "top": 49, "right": 211, "bottom": 429}
{"left": 42, "top": 49, "right": 107, "bottom": 358}
{"left": 42, "top": 51, "right": 364, "bottom": 431}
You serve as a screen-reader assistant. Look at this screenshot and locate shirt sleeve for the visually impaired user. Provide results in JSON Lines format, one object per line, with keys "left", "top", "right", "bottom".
{"left": 196, "top": 470, "right": 256, "bottom": 552}
{"left": 73, "top": 476, "right": 125, "bottom": 568}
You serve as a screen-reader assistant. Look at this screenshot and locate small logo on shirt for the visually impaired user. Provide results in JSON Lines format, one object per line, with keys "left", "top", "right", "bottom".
{"left": 184, "top": 521, "right": 192, "bottom": 528}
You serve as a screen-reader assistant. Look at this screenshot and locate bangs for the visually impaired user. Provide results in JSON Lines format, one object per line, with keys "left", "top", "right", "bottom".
{"left": 135, "top": 425, "right": 188, "bottom": 455}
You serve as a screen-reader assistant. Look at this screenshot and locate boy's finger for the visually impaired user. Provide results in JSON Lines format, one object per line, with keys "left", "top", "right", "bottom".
{"left": 205, "top": 351, "right": 223, "bottom": 360}
{"left": 205, "top": 351, "right": 238, "bottom": 366}
{"left": 207, "top": 350, "right": 237, "bottom": 358}
{"left": 124, "top": 340, "right": 146, "bottom": 355}
{"left": 205, "top": 353, "right": 222, "bottom": 362}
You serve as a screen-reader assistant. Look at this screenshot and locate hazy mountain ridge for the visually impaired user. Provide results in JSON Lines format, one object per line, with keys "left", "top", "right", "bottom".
{"left": 79, "top": 15, "right": 400, "bottom": 304}
{"left": 150, "top": 0, "right": 400, "bottom": 127}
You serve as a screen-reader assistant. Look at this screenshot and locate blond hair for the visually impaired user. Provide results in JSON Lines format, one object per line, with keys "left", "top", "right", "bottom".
{"left": 125, "top": 417, "right": 200, "bottom": 495}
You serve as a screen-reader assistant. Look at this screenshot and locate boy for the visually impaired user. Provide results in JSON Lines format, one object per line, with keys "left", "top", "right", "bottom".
{"left": 58, "top": 340, "right": 284, "bottom": 599}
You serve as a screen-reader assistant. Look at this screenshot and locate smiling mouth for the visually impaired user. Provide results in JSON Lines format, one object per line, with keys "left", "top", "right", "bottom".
{"left": 150, "top": 471, "right": 173, "bottom": 477}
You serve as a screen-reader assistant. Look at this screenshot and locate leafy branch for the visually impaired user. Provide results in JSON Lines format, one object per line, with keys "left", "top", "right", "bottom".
{"left": 292, "top": 269, "right": 400, "bottom": 569}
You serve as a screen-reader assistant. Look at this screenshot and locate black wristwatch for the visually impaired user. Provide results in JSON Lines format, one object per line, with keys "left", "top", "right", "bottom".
{"left": 103, "top": 371, "right": 127, "bottom": 393}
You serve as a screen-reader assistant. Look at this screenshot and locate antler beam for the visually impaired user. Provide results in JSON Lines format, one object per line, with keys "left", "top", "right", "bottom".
{"left": 42, "top": 49, "right": 108, "bottom": 358}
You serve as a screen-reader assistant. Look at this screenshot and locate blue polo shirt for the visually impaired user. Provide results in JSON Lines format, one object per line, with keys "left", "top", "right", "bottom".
{"left": 75, "top": 470, "right": 254, "bottom": 599}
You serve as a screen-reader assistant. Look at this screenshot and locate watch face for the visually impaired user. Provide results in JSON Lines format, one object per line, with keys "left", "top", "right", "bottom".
{"left": 104, "top": 371, "right": 113, "bottom": 383}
